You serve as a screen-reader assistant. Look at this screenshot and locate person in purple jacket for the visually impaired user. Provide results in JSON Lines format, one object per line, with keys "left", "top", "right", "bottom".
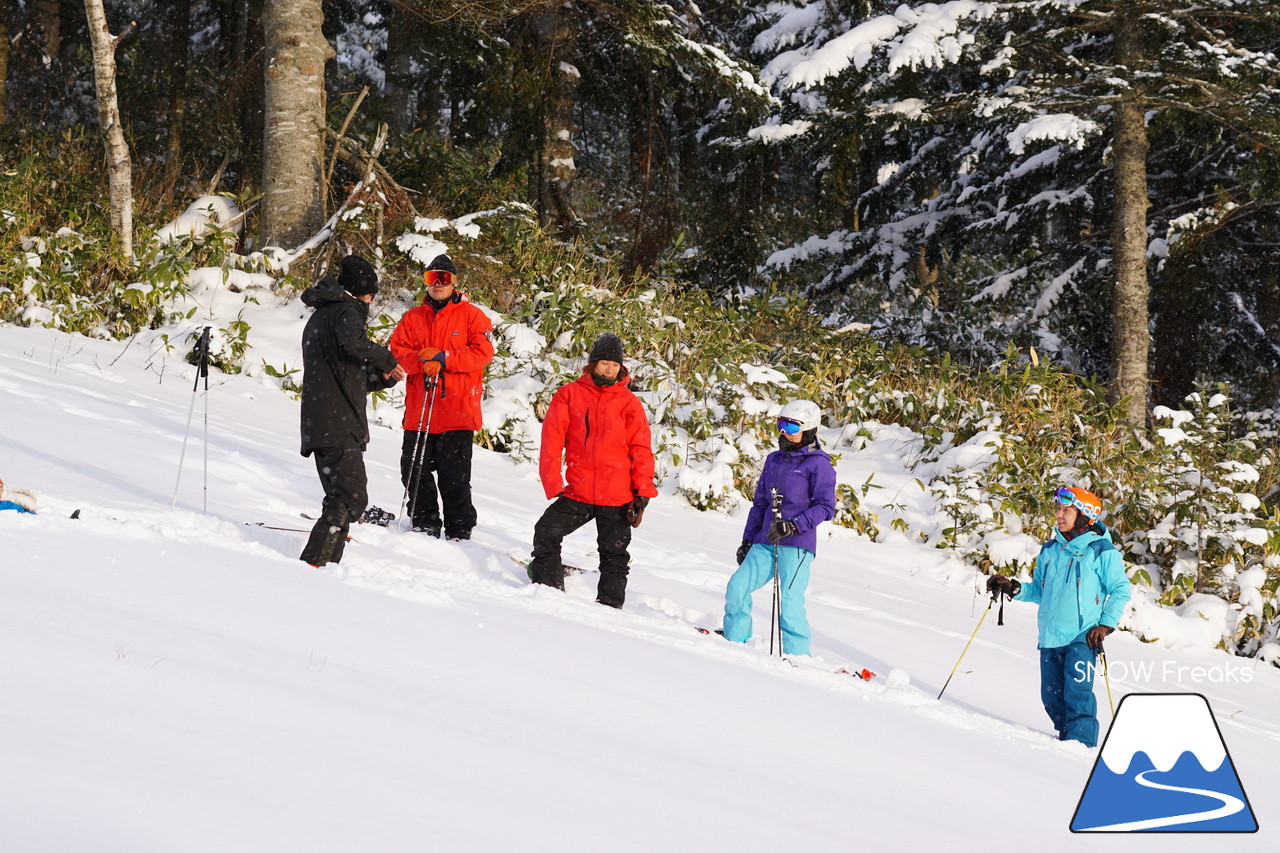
{"left": 722, "top": 400, "right": 836, "bottom": 655}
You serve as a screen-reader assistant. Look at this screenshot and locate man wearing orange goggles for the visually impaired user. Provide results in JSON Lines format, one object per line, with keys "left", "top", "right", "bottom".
{"left": 389, "top": 254, "right": 495, "bottom": 539}
{"left": 423, "top": 269, "right": 455, "bottom": 288}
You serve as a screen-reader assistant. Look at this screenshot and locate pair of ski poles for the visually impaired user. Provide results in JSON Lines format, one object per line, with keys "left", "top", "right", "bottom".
{"left": 769, "top": 488, "right": 784, "bottom": 657}
{"left": 767, "top": 488, "right": 804, "bottom": 658}
{"left": 398, "top": 372, "right": 439, "bottom": 532}
{"left": 937, "top": 584, "right": 1116, "bottom": 716}
{"left": 172, "top": 326, "right": 213, "bottom": 512}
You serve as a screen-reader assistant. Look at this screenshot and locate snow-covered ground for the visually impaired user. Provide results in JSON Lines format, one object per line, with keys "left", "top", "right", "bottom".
{"left": 2, "top": 324, "right": 1277, "bottom": 851}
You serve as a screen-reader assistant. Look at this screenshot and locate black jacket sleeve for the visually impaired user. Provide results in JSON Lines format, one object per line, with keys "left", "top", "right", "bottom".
{"left": 334, "top": 305, "right": 398, "bottom": 376}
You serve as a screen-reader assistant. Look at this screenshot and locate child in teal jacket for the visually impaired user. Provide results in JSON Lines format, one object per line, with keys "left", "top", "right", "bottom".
{"left": 988, "top": 487, "right": 1131, "bottom": 747}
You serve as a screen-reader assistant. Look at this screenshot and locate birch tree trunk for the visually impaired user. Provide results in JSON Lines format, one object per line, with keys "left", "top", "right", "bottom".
{"left": 83, "top": 0, "right": 134, "bottom": 263}
{"left": 1109, "top": 9, "right": 1151, "bottom": 424}
{"left": 165, "top": 0, "right": 192, "bottom": 189}
{"left": 261, "top": 0, "right": 329, "bottom": 248}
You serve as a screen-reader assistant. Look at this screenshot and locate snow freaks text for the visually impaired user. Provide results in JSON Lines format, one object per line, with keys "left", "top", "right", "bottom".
{"left": 1073, "top": 659, "right": 1256, "bottom": 685}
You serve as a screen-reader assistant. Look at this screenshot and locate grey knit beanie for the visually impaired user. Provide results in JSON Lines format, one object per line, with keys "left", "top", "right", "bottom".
{"left": 588, "top": 333, "right": 625, "bottom": 363}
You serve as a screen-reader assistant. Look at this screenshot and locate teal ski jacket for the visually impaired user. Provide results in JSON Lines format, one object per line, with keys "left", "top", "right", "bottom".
{"left": 1014, "top": 523, "right": 1131, "bottom": 649}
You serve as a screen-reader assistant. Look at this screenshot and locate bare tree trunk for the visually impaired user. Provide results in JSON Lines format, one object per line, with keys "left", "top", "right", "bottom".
{"left": 238, "top": 1, "right": 266, "bottom": 175}
{"left": 261, "top": 0, "right": 330, "bottom": 248}
{"left": 625, "top": 59, "right": 675, "bottom": 275}
{"left": 165, "top": 0, "right": 192, "bottom": 189}
{"left": 418, "top": 62, "right": 443, "bottom": 135}
{"left": 30, "top": 0, "right": 60, "bottom": 65}
{"left": 1109, "top": 9, "right": 1150, "bottom": 424}
{"left": 0, "top": 1, "right": 10, "bottom": 120}
{"left": 83, "top": 0, "right": 134, "bottom": 263}
{"left": 529, "top": 6, "right": 582, "bottom": 234}
{"left": 232, "top": 0, "right": 249, "bottom": 67}
{"left": 1254, "top": 219, "right": 1280, "bottom": 404}
{"left": 384, "top": 4, "right": 415, "bottom": 134}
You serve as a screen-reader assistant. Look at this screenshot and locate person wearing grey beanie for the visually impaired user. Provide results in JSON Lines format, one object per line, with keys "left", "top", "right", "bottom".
{"left": 526, "top": 333, "right": 657, "bottom": 608}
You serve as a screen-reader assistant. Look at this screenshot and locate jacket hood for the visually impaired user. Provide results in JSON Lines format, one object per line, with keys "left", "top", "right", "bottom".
{"left": 302, "top": 276, "right": 358, "bottom": 309}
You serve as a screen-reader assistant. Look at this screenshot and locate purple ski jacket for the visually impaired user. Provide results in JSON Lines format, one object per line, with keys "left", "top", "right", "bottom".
{"left": 742, "top": 442, "right": 836, "bottom": 554}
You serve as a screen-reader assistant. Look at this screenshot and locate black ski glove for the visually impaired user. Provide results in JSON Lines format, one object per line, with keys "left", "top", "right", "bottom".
{"left": 767, "top": 519, "right": 798, "bottom": 544}
{"left": 735, "top": 540, "right": 751, "bottom": 565}
{"left": 986, "top": 575, "right": 1021, "bottom": 597}
{"left": 1086, "top": 625, "right": 1113, "bottom": 649}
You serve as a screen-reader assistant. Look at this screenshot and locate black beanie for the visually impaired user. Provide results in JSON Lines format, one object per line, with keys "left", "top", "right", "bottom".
{"left": 588, "top": 332, "right": 625, "bottom": 364}
{"left": 338, "top": 255, "right": 378, "bottom": 297}
{"left": 426, "top": 254, "right": 457, "bottom": 275}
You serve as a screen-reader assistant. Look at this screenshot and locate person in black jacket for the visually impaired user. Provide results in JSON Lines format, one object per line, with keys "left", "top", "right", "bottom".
{"left": 299, "top": 255, "right": 405, "bottom": 567}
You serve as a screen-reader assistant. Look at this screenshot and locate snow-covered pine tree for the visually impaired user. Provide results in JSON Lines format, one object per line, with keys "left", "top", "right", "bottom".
{"left": 751, "top": 0, "right": 1280, "bottom": 411}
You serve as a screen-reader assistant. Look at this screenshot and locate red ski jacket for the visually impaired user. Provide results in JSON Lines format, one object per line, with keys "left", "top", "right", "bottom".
{"left": 390, "top": 292, "right": 495, "bottom": 433}
{"left": 539, "top": 369, "right": 659, "bottom": 506}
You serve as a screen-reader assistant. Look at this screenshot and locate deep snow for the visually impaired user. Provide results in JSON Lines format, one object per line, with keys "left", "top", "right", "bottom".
{"left": 2, "top": 324, "right": 1277, "bottom": 851}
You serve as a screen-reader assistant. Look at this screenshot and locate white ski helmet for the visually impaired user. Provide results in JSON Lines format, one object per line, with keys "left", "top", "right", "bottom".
{"left": 777, "top": 399, "right": 821, "bottom": 431}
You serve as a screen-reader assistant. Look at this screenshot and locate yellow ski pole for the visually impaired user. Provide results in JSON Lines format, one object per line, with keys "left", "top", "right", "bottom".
{"left": 1099, "top": 649, "right": 1115, "bottom": 717}
{"left": 938, "top": 593, "right": 997, "bottom": 700}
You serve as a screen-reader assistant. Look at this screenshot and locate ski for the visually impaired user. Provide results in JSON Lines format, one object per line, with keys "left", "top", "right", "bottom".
{"left": 693, "top": 626, "right": 876, "bottom": 680}
{"left": 510, "top": 555, "right": 592, "bottom": 578}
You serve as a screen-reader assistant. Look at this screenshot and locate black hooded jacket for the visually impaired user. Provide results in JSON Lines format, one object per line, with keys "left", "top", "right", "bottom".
{"left": 299, "top": 276, "right": 399, "bottom": 455}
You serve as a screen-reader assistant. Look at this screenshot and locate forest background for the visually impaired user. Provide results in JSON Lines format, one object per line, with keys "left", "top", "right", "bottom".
{"left": 1, "top": 0, "right": 1280, "bottom": 660}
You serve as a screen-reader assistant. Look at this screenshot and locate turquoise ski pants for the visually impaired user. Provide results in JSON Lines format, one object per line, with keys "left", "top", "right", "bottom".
{"left": 723, "top": 544, "right": 813, "bottom": 655}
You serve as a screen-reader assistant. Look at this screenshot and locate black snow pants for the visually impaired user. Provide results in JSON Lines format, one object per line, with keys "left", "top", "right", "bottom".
{"left": 527, "top": 496, "right": 633, "bottom": 608}
{"left": 400, "top": 429, "right": 477, "bottom": 539}
{"left": 301, "top": 444, "right": 366, "bottom": 566}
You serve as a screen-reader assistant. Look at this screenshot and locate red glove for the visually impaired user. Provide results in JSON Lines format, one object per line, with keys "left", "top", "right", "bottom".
{"left": 418, "top": 347, "right": 441, "bottom": 361}
{"left": 422, "top": 359, "right": 443, "bottom": 378}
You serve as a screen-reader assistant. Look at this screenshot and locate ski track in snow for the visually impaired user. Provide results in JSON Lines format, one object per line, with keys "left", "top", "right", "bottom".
{"left": 9, "top": 494, "right": 1205, "bottom": 760}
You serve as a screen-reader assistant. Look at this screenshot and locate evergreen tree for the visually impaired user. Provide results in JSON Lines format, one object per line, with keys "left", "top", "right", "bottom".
{"left": 751, "top": 0, "right": 1280, "bottom": 411}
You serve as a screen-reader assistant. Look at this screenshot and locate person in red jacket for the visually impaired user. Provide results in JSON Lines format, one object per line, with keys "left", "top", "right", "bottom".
{"left": 529, "top": 333, "right": 658, "bottom": 608}
{"left": 389, "top": 254, "right": 495, "bottom": 539}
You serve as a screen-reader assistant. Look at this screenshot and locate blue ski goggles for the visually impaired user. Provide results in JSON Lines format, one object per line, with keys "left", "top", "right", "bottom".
{"left": 777, "top": 417, "right": 804, "bottom": 435}
{"left": 1054, "top": 486, "right": 1101, "bottom": 520}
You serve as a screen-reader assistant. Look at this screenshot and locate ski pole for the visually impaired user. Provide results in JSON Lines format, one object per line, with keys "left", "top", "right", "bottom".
{"left": 1099, "top": 647, "right": 1115, "bottom": 717}
{"left": 937, "top": 592, "right": 998, "bottom": 700}
{"left": 245, "top": 522, "right": 354, "bottom": 540}
{"left": 769, "top": 487, "right": 784, "bottom": 657}
{"left": 172, "top": 326, "right": 212, "bottom": 510}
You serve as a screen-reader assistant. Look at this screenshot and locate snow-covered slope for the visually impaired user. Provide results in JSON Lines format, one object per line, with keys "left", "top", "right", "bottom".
{"left": 2, "top": 326, "right": 1277, "bottom": 851}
